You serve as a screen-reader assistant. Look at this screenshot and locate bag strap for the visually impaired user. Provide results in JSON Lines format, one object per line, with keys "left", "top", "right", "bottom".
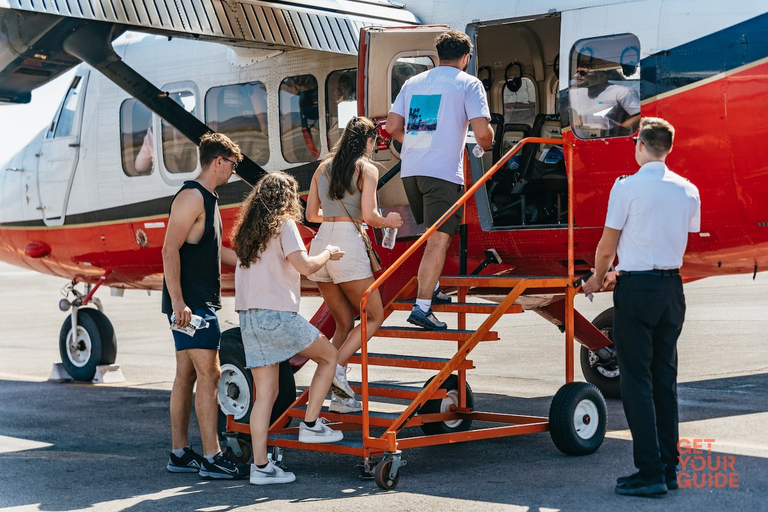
{"left": 322, "top": 165, "right": 372, "bottom": 248}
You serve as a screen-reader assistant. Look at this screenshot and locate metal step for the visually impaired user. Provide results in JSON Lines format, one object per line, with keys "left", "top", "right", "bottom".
{"left": 347, "top": 381, "right": 447, "bottom": 400}
{"left": 375, "top": 326, "right": 499, "bottom": 342}
{"left": 348, "top": 352, "right": 474, "bottom": 370}
{"left": 287, "top": 405, "right": 402, "bottom": 427}
{"left": 439, "top": 275, "right": 570, "bottom": 288}
{"left": 391, "top": 301, "right": 523, "bottom": 314}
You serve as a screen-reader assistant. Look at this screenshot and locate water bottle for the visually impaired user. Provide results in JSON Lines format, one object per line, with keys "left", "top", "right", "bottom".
{"left": 170, "top": 313, "right": 209, "bottom": 336}
{"left": 381, "top": 227, "right": 397, "bottom": 249}
{"left": 189, "top": 314, "right": 209, "bottom": 330}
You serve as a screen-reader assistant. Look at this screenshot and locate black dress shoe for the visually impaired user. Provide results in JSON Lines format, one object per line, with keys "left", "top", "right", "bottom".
{"left": 615, "top": 473, "right": 668, "bottom": 497}
{"left": 618, "top": 470, "right": 678, "bottom": 490}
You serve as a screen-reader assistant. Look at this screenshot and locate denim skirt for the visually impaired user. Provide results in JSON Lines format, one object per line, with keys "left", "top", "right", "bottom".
{"left": 239, "top": 309, "right": 320, "bottom": 368}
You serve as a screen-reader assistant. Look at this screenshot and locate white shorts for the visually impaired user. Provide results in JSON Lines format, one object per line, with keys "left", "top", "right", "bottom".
{"left": 307, "top": 222, "right": 374, "bottom": 284}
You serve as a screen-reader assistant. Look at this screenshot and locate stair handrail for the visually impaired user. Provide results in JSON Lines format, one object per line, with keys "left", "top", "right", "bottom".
{"left": 358, "top": 136, "right": 569, "bottom": 441}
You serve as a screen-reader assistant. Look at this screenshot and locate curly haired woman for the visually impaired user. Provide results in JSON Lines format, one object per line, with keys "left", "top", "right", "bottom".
{"left": 306, "top": 117, "right": 403, "bottom": 413}
{"left": 232, "top": 172, "right": 345, "bottom": 485}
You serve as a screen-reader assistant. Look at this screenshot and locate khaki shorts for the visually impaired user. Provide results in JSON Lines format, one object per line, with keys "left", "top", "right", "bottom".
{"left": 402, "top": 176, "right": 464, "bottom": 235}
{"left": 307, "top": 222, "right": 374, "bottom": 284}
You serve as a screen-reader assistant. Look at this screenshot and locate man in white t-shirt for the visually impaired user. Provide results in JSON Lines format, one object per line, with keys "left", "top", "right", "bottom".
{"left": 570, "top": 66, "right": 640, "bottom": 138}
{"left": 583, "top": 118, "right": 700, "bottom": 497}
{"left": 386, "top": 30, "right": 494, "bottom": 330}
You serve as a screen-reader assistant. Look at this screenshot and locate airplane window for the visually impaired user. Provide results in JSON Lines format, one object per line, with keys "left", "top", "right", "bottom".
{"left": 50, "top": 75, "right": 83, "bottom": 139}
{"left": 161, "top": 91, "right": 199, "bottom": 173}
{"left": 205, "top": 82, "right": 269, "bottom": 165}
{"left": 326, "top": 69, "right": 357, "bottom": 150}
{"left": 503, "top": 77, "right": 537, "bottom": 127}
{"left": 391, "top": 57, "right": 434, "bottom": 103}
{"left": 280, "top": 74, "right": 320, "bottom": 163}
{"left": 568, "top": 34, "right": 641, "bottom": 139}
{"left": 120, "top": 99, "right": 154, "bottom": 176}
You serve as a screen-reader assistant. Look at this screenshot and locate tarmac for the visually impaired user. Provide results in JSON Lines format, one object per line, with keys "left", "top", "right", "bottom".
{"left": 0, "top": 261, "right": 766, "bottom": 511}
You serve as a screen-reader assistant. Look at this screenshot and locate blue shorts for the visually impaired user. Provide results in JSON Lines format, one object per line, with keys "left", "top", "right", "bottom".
{"left": 167, "top": 306, "right": 221, "bottom": 351}
{"left": 239, "top": 309, "right": 320, "bottom": 368}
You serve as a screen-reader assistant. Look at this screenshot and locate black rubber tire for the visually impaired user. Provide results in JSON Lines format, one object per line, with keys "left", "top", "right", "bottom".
{"left": 374, "top": 459, "right": 400, "bottom": 490}
{"left": 59, "top": 309, "right": 111, "bottom": 381}
{"left": 217, "top": 327, "right": 296, "bottom": 435}
{"left": 549, "top": 382, "right": 606, "bottom": 455}
{"left": 580, "top": 307, "right": 621, "bottom": 399}
{"left": 418, "top": 374, "right": 475, "bottom": 435}
{"left": 82, "top": 309, "right": 117, "bottom": 365}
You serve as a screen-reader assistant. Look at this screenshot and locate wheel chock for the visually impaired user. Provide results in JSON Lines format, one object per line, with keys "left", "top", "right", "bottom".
{"left": 48, "top": 363, "right": 74, "bottom": 382}
{"left": 91, "top": 364, "right": 125, "bottom": 384}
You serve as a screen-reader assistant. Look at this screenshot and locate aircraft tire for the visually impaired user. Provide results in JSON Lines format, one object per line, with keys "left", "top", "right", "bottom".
{"left": 59, "top": 308, "right": 114, "bottom": 381}
{"left": 418, "top": 374, "right": 474, "bottom": 435}
{"left": 217, "top": 327, "right": 296, "bottom": 437}
{"left": 549, "top": 382, "right": 606, "bottom": 455}
{"left": 580, "top": 307, "right": 621, "bottom": 399}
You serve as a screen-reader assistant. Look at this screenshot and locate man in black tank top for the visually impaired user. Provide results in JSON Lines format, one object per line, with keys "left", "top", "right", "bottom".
{"left": 161, "top": 133, "right": 247, "bottom": 479}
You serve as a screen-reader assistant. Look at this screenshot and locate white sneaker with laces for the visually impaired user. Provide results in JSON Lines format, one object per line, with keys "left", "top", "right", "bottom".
{"left": 298, "top": 417, "right": 344, "bottom": 443}
{"left": 331, "top": 364, "right": 355, "bottom": 398}
{"left": 329, "top": 394, "right": 362, "bottom": 413}
{"left": 250, "top": 461, "right": 296, "bottom": 485}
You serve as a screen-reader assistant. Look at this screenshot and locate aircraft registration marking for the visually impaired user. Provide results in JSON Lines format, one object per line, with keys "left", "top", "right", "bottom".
{"left": 144, "top": 222, "right": 165, "bottom": 229}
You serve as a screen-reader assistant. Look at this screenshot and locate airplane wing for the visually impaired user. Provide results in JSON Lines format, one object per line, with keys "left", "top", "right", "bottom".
{"left": 0, "top": 0, "right": 419, "bottom": 104}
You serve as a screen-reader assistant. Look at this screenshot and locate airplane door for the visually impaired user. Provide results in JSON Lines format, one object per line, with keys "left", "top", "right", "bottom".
{"left": 36, "top": 72, "right": 89, "bottom": 226}
{"left": 358, "top": 25, "right": 447, "bottom": 239}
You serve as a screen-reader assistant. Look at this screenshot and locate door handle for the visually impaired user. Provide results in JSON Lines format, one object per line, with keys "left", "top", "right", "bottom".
{"left": 69, "top": 143, "right": 80, "bottom": 147}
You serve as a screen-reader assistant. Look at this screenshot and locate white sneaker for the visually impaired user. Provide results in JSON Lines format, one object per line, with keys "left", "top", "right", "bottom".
{"left": 298, "top": 417, "right": 344, "bottom": 444}
{"left": 329, "top": 394, "right": 362, "bottom": 413}
{"left": 250, "top": 461, "right": 295, "bottom": 485}
{"left": 331, "top": 364, "right": 355, "bottom": 399}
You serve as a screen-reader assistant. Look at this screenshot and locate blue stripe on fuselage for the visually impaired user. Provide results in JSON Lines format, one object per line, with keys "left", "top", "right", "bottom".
{"left": 641, "top": 11, "right": 768, "bottom": 100}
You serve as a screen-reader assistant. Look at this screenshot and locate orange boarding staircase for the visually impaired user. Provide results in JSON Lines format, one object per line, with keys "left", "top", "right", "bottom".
{"left": 226, "top": 138, "right": 608, "bottom": 489}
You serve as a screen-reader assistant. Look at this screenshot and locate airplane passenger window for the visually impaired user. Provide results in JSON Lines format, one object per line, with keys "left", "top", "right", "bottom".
{"left": 568, "top": 34, "right": 641, "bottom": 139}
{"left": 205, "top": 82, "right": 269, "bottom": 165}
{"left": 326, "top": 69, "right": 357, "bottom": 150}
{"left": 120, "top": 99, "right": 154, "bottom": 176}
{"left": 279, "top": 74, "right": 320, "bottom": 163}
{"left": 503, "top": 76, "right": 537, "bottom": 126}
{"left": 50, "top": 75, "right": 83, "bottom": 139}
{"left": 161, "top": 91, "right": 199, "bottom": 173}
{"left": 391, "top": 57, "right": 434, "bottom": 103}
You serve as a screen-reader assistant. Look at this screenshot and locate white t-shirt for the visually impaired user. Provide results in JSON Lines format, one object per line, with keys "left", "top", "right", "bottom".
{"left": 235, "top": 219, "right": 306, "bottom": 312}
{"left": 390, "top": 66, "right": 490, "bottom": 185}
{"left": 570, "top": 84, "right": 640, "bottom": 134}
{"left": 605, "top": 162, "right": 701, "bottom": 271}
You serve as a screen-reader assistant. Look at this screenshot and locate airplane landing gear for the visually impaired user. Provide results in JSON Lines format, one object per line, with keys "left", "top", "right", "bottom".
{"left": 58, "top": 278, "right": 116, "bottom": 381}
{"left": 580, "top": 308, "right": 621, "bottom": 399}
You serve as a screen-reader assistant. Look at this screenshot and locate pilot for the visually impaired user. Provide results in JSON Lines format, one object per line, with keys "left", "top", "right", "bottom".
{"left": 583, "top": 118, "right": 701, "bottom": 497}
{"left": 570, "top": 64, "right": 640, "bottom": 137}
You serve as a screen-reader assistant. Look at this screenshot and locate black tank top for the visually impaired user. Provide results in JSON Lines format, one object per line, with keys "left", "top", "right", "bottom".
{"left": 161, "top": 181, "right": 222, "bottom": 314}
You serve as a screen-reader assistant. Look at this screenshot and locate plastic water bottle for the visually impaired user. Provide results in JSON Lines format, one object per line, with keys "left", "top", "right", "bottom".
{"left": 381, "top": 227, "right": 397, "bottom": 249}
{"left": 472, "top": 144, "right": 485, "bottom": 158}
{"left": 170, "top": 313, "right": 209, "bottom": 336}
{"left": 189, "top": 315, "right": 209, "bottom": 330}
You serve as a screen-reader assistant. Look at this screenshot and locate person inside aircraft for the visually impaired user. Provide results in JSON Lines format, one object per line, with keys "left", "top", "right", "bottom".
{"left": 134, "top": 125, "right": 154, "bottom": 174}
{"left": 232, "top": 172, "right": 346, "bottom": 485}
{"left": 305, "top": 116, "right": 403, "bottom": 413}
{"left": 569, "top": 64, "right": 640, "bottom": 137}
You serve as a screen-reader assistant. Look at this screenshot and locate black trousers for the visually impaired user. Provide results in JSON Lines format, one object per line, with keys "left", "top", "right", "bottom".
{"left": 613, "top": 273, "right": 686, "bottom": 479}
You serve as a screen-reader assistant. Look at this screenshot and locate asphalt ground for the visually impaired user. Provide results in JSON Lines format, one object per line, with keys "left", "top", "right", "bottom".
{"left": 0, "top": 261, "right": 766, "bottom": 511}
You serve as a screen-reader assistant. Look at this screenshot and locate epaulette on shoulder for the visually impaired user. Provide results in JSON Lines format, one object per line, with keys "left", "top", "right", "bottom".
{"left": 617, "top": 175, "right": 629, "bottom": 181}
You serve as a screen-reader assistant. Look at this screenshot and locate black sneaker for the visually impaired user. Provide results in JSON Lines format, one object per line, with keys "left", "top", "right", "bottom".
{"left": 615, "top": 473, "right": 667, "bottom": 497}
{"left": 166, "top": 446, "right": 204, "bottom": 473}
{"left": 617, "top": 469, "right": 678, "bottom": 490}
{"left": 432, "top": 288, "right": 452, "bottom": 304}
{"left": 199, "top": 450, "right": 249, "bottom": 480}
{"left": 407, "top": 305, "right": 447, "bottom": 330}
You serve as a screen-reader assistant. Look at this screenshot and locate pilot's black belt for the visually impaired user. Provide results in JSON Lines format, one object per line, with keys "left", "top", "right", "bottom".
{"left": 619, "top": 269, "right": 680, "bottom": 277}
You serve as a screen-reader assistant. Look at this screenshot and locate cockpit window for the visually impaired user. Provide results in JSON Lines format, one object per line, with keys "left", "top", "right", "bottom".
{"left": 391, "top": 56, "right": 434, "bottom": 103}
{"left": 48, "top": 75, "right": 83, "bottom": 139}
{"left": 568, "top": 34, "right": 641, "bottom": 139}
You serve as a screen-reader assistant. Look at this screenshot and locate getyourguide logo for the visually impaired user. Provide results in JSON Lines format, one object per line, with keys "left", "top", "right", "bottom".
{"left": 678, "top": 438, "right": 739, "bottom": 489}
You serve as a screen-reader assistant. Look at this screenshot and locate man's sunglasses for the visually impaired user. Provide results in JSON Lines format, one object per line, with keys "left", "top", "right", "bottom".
{"left": 632, "top": 136, "right": 644, "bottom": 146}
{"left": 222, "top": 156, "right": 239, "bottom": 170}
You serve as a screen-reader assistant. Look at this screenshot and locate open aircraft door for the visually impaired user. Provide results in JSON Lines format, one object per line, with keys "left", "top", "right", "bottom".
{"left": 357, "top": 25, "right": 448, "bottom": 239}
{"left": 35, "top": 71, "right": 89, "bottom": 226}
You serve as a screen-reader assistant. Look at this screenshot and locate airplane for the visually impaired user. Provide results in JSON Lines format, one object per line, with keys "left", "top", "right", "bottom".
{"left": 1, "top": 0, "right": 766, "bottom": 436}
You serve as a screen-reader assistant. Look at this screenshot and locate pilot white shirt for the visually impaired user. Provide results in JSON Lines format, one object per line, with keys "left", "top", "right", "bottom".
{"left": 605, "top": 161, "right": 701, "bottom": 271}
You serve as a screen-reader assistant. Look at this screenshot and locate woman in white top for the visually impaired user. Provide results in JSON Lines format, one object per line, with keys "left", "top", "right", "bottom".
{"left": 306, "top": 117, "right": 403, "bottom": 413}
{"left": 231, "top": 172, "right": 345, "bottom": 485}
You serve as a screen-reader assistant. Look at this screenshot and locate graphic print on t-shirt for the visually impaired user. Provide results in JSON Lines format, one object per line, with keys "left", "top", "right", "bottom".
{"left": 405, "top": 94, "right": 441, "bottom": 149}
